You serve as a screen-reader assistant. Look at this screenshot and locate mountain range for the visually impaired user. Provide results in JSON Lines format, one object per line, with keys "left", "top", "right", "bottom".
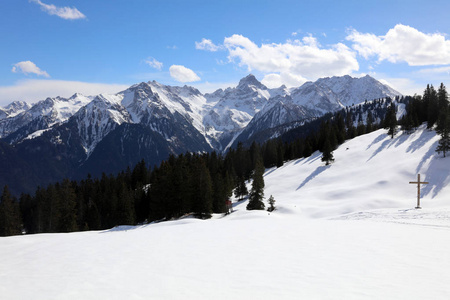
{"left": 0, "top": 74, "right": 401, "bottom": 194}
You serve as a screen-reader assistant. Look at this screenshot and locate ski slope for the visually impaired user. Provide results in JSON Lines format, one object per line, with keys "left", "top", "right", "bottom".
{"left": 1, "top": 125, "right": 450, "bottom": 299}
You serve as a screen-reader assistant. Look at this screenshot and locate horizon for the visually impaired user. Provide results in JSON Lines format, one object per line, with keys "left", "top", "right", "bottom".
{"left": 1, "top": 0, "right": 450, "bottom": 105}
{"left": 0, "top": 73, "right": 402, "bottom": 107}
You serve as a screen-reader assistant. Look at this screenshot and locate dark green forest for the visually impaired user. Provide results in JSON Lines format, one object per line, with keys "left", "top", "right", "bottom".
{"left": 1, "top": 83, "right": 448, "bottom": 236}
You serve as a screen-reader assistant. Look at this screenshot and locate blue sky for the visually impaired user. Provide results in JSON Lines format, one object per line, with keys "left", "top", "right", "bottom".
{"left": 1, "top": 0, "right": 450, "bottom": 105}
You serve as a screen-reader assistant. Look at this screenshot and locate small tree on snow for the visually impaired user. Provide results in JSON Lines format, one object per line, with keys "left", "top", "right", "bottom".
{"left": 321, "top": 139, "right": 334, "bottom": 166}
{"left": 267, "top": 195, "right": 276, "bottom": 212}
{"left": 246, "top": 158, "right": 265, "bottom": 210}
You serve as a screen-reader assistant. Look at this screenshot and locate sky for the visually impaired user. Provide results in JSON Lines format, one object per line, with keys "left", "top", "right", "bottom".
{"left": 1, "top": 0, "right": 450, "bottom": 105}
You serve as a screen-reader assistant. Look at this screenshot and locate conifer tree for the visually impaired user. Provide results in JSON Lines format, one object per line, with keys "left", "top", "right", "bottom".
{"left": 436, "top": 83, "right": 449, "bottom": 132}
{"left": 267, "top": 195, "right": 276, "bottom": 212}
{"left": 436, "top": 110, "right": 450, "bottom": 157}
{"left": 234, "top": 176, "right": 248, "bottom": 201}
{"left": 58, "top": 179, "right": 78, "bottom": 232}
{"left": 0, "top": 185, "right": 22, "bottom": 236}
{"left": 321, "top": 138, "right": 334, "bottom": 166}
{"left": 191, "top": 159, "right": 213, "bottom": 219}
{"left": 247, "top": 157, "right": 265, "bottom": 210}
{"left": 436, "top": 84, "right": 450, "bottom": 157}
{"left": 425, "top": 84, "right": 439, "bottom": 128}
{"left": 384, "top": 103, "right": 397, "bottom": 138}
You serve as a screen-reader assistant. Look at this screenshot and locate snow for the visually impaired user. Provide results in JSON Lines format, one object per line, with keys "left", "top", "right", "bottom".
{"left": 1, "top": 125, "right": 450, "bottom": 299}
{"left": 24, "top": 128, "right": 50, "bottom": 140}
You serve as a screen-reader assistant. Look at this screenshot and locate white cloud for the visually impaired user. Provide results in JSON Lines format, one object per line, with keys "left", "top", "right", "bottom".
{"left": 144, "top": 57, "right": 163, "bottom": 70}
{"left": 347, "top": 24, "right": 450, "bottom": 66}
{"left": 223, "top": 34, "right": 359, "bottom": 88}
{"left": 12, "top": 61, "right": 50, "bottom": 77}
{"left": 378, "top": 77, "right": 422, "bottom": 96}
{"left": 0, "top": 79, "right": 129, "bottom": 106}
{"left": 30, "top": 0, "right": 86, "bottom": 20}
{"left": 262, "top": 73, "right": 307, "bottom": 89}
{"left": 169, "top": 65, "right": 201, "bottom": 82}
{"left": 416, "top": 66, "right": 450, "bottom": 75}
{"left": 191, "top": 81, "right": 238, "bottom": 94}
{"left": 195, "top": 38, "right": 222, "bottom": 52}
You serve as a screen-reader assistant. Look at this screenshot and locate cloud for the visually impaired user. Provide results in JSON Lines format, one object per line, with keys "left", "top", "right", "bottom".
{"left": 223, "top": 34, "right": 359, "bottom": 87}
{"left": 169, "top": 65, "right": 201, "bottom": 82}
{"left": 30, "top": 0, "right": 86, "bottom": 20}
{"left": 0, "top": 79, "right": 129, "bottom": 106}
{"left": 12, "top": 61, "right": 50, "bottom": 77}
{"left": 191, "top": 81, "right": 238, "bottom": 94}
{"left": 347, "top": 24, "right": 450, "bottom": 66}
{"left": 261, "top": 73, "right": 308, "bottom": 89}
{"left": 145, "top": 57, "right": 163, "bottom": 70}
{"left": 377, "top": 77, "right": 422, "bottom": 96}
{"left": 416, "top": 66, "right": 450, "bottom": 75}
{"left": 195, "top": 38, "right": 222, "bottom": 52}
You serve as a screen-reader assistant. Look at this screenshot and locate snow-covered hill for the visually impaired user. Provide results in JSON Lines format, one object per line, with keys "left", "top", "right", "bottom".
{"left": 1, "top": 125, "right": 449, "bottom": 299}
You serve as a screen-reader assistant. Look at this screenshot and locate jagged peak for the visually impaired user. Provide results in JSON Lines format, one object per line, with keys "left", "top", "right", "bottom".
{"left": 69, "top": 93, "right": 85, "bottom": 100}
{"left": 237, "top": 74, "right": 266, "bottom": 90}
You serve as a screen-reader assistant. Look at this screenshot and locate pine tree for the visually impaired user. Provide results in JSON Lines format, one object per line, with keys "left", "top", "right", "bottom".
{"left": 191, "top": 159, "right": 213, "bottom": 219}
{"left": 436, "top": 83, "right": 449, "bottom": 132}
{"left": 267, "top": 195, "right": 276, "bottom": 212}
{"left": 425, "top": 84, "right": 439, "bottom": 128}
{"left": 247, "top": 158, "right": 265, "bottom": 210}
{"left": 436, "top": 83, "right": 450, "bottom": 157}
{"left": 0, "top": 185, "right": 22, "bottom": 236}
{"left": 436, "top": 111, "right": 450, "bottom": 157}
{"left": 384, "top": 103, "right": 397, "bottom": 138}
{"left": 321, "top": 138, "right": 334, "bottom": 166}
{"left": 234, "top": 176, "right": 248, "bottom": 201}
{"left": 57, "top": 179, "right": 78, "bottom": 232}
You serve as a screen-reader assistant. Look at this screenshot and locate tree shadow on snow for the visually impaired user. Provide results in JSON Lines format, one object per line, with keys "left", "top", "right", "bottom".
{"left": 295, "top": 151, "right": 322, "bottom": 165}
{"left": 366, "top": 131, "right": 388, "bottom": 151}
{"left": 419, "top": 146, "right": 450, "bottom": 199}
{"left": 367, "top": 132, "right": 410, "bottom": 162}
{"left": 296, "top": 165, "right": 330, "bottom": 191}
{"left": 406, "top": 129, "right": 434, "bottom": 154}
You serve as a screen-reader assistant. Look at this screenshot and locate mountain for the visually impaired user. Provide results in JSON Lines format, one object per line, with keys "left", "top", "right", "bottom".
{"left": 0, "top": 101, "right": 32, "bottom": 120}
{"left": 290, "top": 74, "right": 400, "bottom": 113}
{"left": 231, "top": 75, "right": 401, "bottom": 147}
{"left": 0, "top": 94, "right": 91, "bottom": 144}
{"left": 2, "top": 125, "right": 449, "bottom": 300}
{"left": 0, "top": 74, "right": 402, "bottom": 194}
{"left": 203, "top": 74, "right": 275, "bottom": 149}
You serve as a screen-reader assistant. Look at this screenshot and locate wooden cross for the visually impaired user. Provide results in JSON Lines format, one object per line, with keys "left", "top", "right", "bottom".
{"left": 409, "top": 174, "right": 429, "bottom": 209}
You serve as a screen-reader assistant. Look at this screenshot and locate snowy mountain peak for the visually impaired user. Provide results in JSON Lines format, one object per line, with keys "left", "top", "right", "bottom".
{"left": 237, "top": 74, "right": 266, "bottom": 90}
{"left": 290, "top": 74, "right": 402, "bottom": 114}
{"left": 0, "top": 101, "right": 32, "bottom": 119}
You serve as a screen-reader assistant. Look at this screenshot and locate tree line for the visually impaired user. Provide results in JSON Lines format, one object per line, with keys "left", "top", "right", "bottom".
{"left": 1, "top": 83, "right": 447, "bottom": 236}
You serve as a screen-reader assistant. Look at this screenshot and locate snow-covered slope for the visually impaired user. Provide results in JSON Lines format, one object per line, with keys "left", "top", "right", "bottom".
{"left": 265, "top": 124, "right": 448, "bottom": 218}
{"left": 2, "top": 125, "right": 450, "bottom": 299}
